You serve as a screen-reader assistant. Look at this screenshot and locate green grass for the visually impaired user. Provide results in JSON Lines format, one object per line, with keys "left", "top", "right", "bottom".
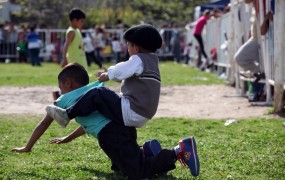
{"left": 1, "top": 115, "right": 284, "bottom": 179}
{"left": 0, "top": 62, "right": 224, "bottom": 86}
{"left": 159, "top": 62, "right": 224, "bottom": 85}
{"left": 2, "top": 62, "right": 281, "bottom": 179}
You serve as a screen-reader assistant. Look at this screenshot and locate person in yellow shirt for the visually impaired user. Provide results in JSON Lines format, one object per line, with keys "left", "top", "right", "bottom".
{"left": 61, "top": 8, "right": 87, "bottom": 68}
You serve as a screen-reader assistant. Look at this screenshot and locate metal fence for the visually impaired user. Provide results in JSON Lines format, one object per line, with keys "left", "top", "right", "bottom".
{"left": 0, "top": 28, "right": 184, "bottom": 63}
{"left": 185, "top": 0, "right": 283, "bottom": 104}
{"left": 1, "top": 0, "right": 283, "bottom": 91}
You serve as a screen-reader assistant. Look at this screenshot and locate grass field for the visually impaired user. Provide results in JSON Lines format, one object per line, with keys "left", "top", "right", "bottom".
{"left": 0, "top": 62, "right": 284, "bottom": 179}
{"left": 0, "top": 62, "right": 224, "bottom": 86}
{"left": 1, "top": 115, "right": 284, "bottom": 179}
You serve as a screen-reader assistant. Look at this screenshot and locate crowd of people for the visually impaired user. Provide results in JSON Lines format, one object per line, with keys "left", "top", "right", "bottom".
{"left": 0, "top": 19, "right": 193, "bottom": 67}
{"left": 0, "top": 20, "right": 129, "bottom": 67}
{"left": 0, "top": 8, "right": 229, "bottom": 68}
{"left": 0, "top": 22, "right": 48, "bottom": 65}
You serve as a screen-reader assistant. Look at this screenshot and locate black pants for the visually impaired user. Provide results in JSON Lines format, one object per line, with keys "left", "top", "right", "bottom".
{"left": 98, "top": 122, "right": 177, "bottom": 179}
{"left": 67, "top": 87, "right": 124, "bottom": 125}
{"left": 85, "top": 51, "right": 102, "bottom": 68}
{"left": 18, "top": 52, "right": 28, "bottom": 63}
{"left": 194, "top": 34, "right": 208, "bottom": 59}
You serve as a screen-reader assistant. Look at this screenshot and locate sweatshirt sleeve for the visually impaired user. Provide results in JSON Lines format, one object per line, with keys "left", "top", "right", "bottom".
{"left": 108, "top": 55, "right": 143, "bottom": 81}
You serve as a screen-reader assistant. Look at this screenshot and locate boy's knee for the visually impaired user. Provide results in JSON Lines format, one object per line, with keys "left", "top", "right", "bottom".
{"left": 234, "top": 53, "right": 243, "bottom": 65}
{"left": 234, "top": 53, "right": 251, "bottom": 66}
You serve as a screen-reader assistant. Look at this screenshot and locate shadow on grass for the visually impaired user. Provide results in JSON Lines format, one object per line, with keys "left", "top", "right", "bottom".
{"left": 274, "top": 111, "right": 285, "bottom": 118}
{"left": 8, "top": 169, "right": 119, "bottom": 179}
{"left": 3, "top": 172, "right": 48, "bottom": 179}
{"left": 79, "top": 166, "right": 179, "bottom": 179}
{"left": 79, "top": 167, "right": 125, "bottom": 179}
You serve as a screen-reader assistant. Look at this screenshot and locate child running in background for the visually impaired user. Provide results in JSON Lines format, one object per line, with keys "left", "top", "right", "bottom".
{"left": 12, "top": 63, "right": 200, "bottom": 179}
{"left": 61, "top": 8, "right": 87, "bottom": 68}
{"left": 47, "top": 24, "right": 163, "bottom": 128}
{"left": 82, "top": 32, "right": 104, "bottom": 69}
{"left": 193, "top": 10, "right": 211, "bottom": 70}
{"left": 111, "top": 33, "right": 122, "bottom": 63}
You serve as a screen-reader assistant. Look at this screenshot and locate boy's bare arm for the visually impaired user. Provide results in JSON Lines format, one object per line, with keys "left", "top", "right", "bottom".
{"left": 50, "top": 126, "right": 85, "bottom": 144}
{"left": 260, "top": 11, "right": 273, "bottom": 36}
{"left": 11, "top": 114, "right": 54, "bottom": 153}
{"left": 61, "top": 31, "right": 75, "bottom": 68}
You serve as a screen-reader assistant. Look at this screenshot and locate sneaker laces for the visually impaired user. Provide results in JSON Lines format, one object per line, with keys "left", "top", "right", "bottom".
{"left": 177, "top": 142, "right": 190, "bottom": 168}
{"left": 177, "top": 151, "right": 188, "bottom": 168}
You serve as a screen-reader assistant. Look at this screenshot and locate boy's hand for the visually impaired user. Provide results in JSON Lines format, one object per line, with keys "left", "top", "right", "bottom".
{"left": 11, "top": 147, "right": 31, "bottom": 153}
{"left": 61, "top": 58, "right": 68, "bottom": 68}
{"left": 98, "top": 72, "right": 109, "bottom": 82}
{"left": 95, "top": 67, "right": 107, "bottom": 77}
{"left": 265, "top": 11, "right": 273, "bottom": 21}
{"left": 50, "top": 137, "right": 71, "bottom": 144}
{"left": 95, "top": 70, "right": 105, "bottom": 77}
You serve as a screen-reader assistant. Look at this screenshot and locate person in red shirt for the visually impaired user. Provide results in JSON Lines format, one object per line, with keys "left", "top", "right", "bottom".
{"left": 193, "top": 10, "right": 211, "bottom": 70}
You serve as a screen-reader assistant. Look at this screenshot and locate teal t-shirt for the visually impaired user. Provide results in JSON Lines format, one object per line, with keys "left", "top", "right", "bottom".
{"left": 55, "top": 81, "right": 110, "bottom": 138}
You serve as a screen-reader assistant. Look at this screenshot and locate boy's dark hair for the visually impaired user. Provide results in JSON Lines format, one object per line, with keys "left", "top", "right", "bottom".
{"left": 58, "top": 63, "right": 89, "bottom": 86}
{"left": 29, "top": 25, "right": 36, "bottom": 32}
{"left": 69, "top": 8, "right": 86, "bottom": 21}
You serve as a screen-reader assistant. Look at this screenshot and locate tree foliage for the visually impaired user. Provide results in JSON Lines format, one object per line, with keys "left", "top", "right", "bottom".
{"left": 11, "top": 0, "right": 210, "bottom": 28}
{"left": 12, "top": 0, "right": 73, "bottom": 28}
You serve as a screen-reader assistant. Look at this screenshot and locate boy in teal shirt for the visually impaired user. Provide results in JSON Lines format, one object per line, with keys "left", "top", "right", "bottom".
{"left": 55, "top": 81, "right": 109, "bottom": 138}
{"left": 12, "top": 63, "right": 199, "bottom": 179}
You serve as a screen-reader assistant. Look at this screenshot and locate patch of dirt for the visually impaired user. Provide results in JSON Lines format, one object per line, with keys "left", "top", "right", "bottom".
{"left": 0, "top": 85, "right": 277, "bottom": 120}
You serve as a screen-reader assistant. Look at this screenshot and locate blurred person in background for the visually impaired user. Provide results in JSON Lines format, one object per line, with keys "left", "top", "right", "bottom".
{"left": 3, "top": 22, "right": 18, "bottom": 62}
{"left": 234, "top": 0, "right": 274, "bottom": 102}
{"left": 111, "top": 33, "right": 122, "bottom": 63}
{"left": 82, "top": 32, "right": 103, "bottom": 69}
{"left": 17, "top": 26, "right": 28, "bottom": 63}
{"left": 192, "top": 10, "right": 211, "bottom": 70}
{"left": 0, "top": 24, "right": 5, "bottom": 62}
{"left": 92, "top": 25, "right": 105, "bottom": 64}
{"left": 26, "top": 25, "right": 41, "bottom": 66}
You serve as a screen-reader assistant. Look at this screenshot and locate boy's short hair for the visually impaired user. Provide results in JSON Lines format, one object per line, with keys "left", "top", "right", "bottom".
{"left": 69, "top": 8, "right": 86, "bottom": 21}
{"left": 58, "top": 63, "right": 89, "bottom": 86}
{"left": 123, "top": 24, "right": 162, "bottom": 52}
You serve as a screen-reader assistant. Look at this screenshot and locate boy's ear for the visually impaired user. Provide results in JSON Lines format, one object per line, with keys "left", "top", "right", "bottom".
{"left": 134, "top": 45, "right": 139, "bottom": 52}
{"left": 64, "top": 78, "right": 73, "bottom": 88}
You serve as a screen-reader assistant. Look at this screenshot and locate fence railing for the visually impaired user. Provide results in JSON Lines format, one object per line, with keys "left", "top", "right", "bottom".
{"left": 186, "top": 0, "right": 284, "bottom": 105}
{"left": 1, "top": 0, "right": 283, "bottom": 91}
{"left": 0, "top": 28, "right": 184, "bottom": 63}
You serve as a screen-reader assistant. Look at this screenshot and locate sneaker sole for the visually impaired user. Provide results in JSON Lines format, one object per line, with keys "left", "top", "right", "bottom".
{"left": 190, "top": 136, "right": 200, "bottom": 176}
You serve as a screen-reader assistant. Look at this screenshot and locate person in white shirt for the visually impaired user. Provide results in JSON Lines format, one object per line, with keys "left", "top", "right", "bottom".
{"left": 111, "top": 33, "right": 122, "bottom": 63}
{"left": 26, "top": 26, "right": 41, "bottom": 66}
{"left": 82, "top": 32, "right": 103, "bottom": 68}
{"left": 92, "top": 25, "right": 105, "bottom": 63}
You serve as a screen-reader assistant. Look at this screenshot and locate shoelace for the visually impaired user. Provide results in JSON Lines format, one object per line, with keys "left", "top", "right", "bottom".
{"left": 177, "top": 151, "right": 188, "bottom": 168}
